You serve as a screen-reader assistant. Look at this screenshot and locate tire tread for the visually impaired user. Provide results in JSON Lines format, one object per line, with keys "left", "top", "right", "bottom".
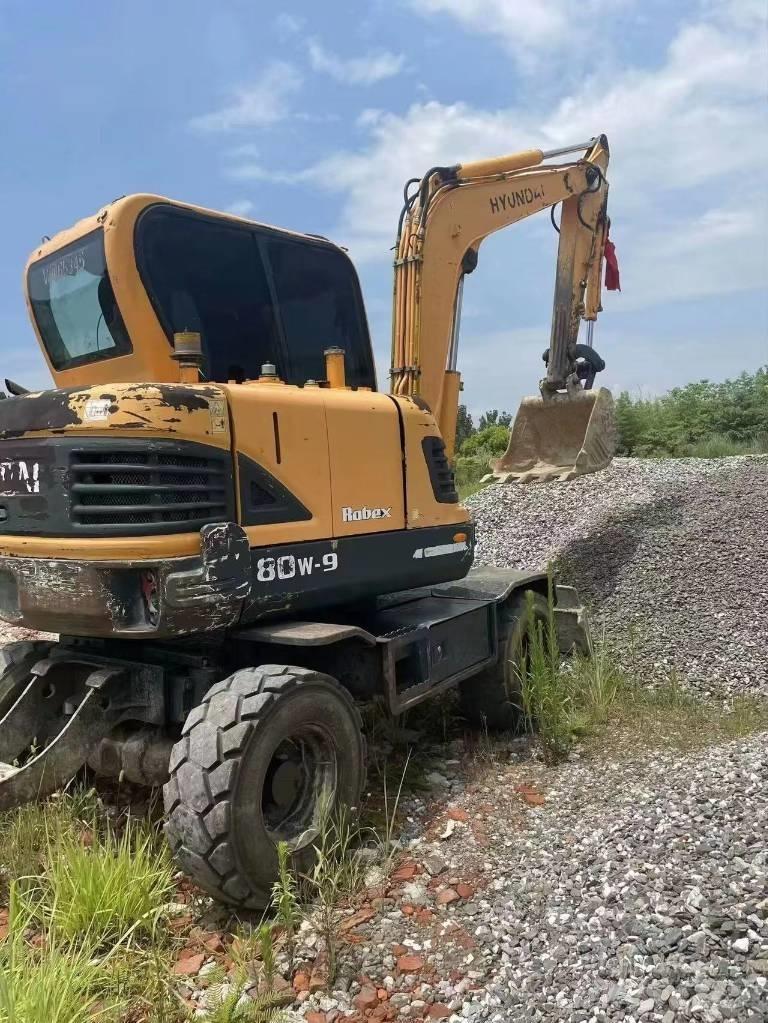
{"left": 163, "top": 664, "right": 364, "bottom": 909}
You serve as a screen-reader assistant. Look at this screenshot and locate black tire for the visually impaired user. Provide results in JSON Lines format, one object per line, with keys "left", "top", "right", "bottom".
{"left": 0, "top": 640, "right": 53, "bottom": 717}
{"left": 163, "top": 664, "right": 366, "bottom": 909}
{"left": 459, "top": 592, "right": 548, "bottom": 732}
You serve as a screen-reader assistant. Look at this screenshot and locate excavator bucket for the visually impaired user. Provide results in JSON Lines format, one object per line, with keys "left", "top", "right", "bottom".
{"left": 487, "top": 386, "right": 617, "bottom": 484}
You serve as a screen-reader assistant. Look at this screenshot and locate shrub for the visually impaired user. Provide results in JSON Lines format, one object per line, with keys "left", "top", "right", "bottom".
{"left": 615, "top": 368, "right": 768, "bottom": 456}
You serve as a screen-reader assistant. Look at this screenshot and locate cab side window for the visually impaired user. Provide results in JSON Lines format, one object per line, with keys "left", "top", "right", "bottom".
{"left": 137, "top": 208, "right": 281, "bottom": 382}
{"left": 135, "top": 205, "right": 375, "bottom": 388}
{"left": 266, "top": 237, "right": 373, "bottom": 388}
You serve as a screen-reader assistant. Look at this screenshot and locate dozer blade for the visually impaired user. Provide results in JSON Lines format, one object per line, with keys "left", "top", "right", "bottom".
{"left": 487, "top": 386, "right": 617, "bottom": 484}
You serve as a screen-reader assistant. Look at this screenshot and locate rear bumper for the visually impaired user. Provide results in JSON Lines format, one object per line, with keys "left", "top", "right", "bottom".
{"left": 0, "top": 521, "right": 250, "bottom": 638}
{"left": 0, "top": 521, "right": 475, "bottom": 639}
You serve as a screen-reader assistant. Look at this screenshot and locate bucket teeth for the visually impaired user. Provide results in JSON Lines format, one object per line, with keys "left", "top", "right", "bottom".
{"left": 489, "top": 387, "right": 617, "bottom": 484}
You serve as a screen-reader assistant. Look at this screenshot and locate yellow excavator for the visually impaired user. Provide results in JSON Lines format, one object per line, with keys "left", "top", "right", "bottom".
{"left": 0, "top": 135, "right": 616, "bottom": 906}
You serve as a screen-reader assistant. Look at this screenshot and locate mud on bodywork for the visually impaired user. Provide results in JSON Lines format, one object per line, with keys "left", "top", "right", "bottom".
{"left": 0, "top": 521, "right": 475, "bottom": 640}
{"left": 0, "top": 522, "right": 251, "bottom": 637}
{"left": 0, "top": 382, "right": 229, "bottom": 441}
{"left": 0, "top": 383, "right": 233, "bottom": 539}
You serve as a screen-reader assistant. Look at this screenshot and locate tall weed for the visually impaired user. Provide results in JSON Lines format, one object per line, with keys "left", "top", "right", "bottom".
{"left": 271, "top": 842, "right": 300, "bottom": 973}
{"left": 20, "top": 816, "right": 173, "bottom": 947}
{"left": 0, "top": 888, "right": 117, "bottom": 1023}
{"left": 303, "top": 792, "right": 365, "bottom": 986}
{"left": 519, "top": 583, "right": 573, "bottom": 764}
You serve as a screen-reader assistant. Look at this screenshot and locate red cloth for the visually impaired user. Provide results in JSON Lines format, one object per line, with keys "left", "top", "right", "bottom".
{"left": 604, "top": 237, "right": 620, "bottom": 291}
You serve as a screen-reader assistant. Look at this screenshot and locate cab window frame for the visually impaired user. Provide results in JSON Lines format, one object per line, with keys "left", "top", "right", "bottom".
{"left": 27, "top": 228, "right": 133, "bottom": 372}
{"left": 133, "top": 203, "right": 376, "bottom": 390}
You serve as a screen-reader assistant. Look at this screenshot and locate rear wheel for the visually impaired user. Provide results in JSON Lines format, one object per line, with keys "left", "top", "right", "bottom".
{"left": 459, "top": 592, "right": 548, "bottom": 731}
{"left": 163, "top": 664, "right": 366, "bottom": 909}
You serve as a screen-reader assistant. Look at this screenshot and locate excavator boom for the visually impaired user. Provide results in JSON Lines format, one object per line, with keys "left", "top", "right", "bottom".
{"left": 391, "top": 134, "right": 618, "bottom": 482}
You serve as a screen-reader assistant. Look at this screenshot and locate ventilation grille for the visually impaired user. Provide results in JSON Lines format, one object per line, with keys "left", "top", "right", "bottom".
{"left": 421, "top": 436, "right": 459, "bottom": 504}
{"left": 69, "top": 446, "right": 231, "bottom": 533}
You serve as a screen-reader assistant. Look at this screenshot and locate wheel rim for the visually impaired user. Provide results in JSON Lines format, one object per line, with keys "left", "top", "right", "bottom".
{"left": 261, "top": 725, "right": 338, "bottom": 848}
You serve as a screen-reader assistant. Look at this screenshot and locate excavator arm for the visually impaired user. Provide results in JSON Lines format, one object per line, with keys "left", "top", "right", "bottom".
{"left": 390, "top": 135, "right": 616, "bottom": 479}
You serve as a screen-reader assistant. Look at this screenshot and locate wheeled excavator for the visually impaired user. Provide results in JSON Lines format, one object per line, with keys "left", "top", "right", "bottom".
{"left": 0, "top": 135, "right": 617, "bottom": 905}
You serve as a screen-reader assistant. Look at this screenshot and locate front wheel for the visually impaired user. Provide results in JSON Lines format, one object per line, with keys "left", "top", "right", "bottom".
{"left": 163, "top": 664, "right": 366, "bottom": 909}
{"left": 459, "top": 592, "right": 548, "bottom": 732}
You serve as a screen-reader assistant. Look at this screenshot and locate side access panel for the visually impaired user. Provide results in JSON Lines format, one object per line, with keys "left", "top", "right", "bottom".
{"left": 243, "top": 565, "right": 590, "bottom": 714}
{"left": 431, "top": 565, "right": 590, "bottom": 656}
{"left": 373, "top": 595, "right": 496, "bottom": 712}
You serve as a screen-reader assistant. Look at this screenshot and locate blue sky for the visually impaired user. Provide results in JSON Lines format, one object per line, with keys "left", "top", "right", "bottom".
{"left": 1, "top": 0, "right": 765, "bottom": 415}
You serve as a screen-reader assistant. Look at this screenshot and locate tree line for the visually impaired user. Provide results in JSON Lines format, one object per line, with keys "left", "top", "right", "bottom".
{"left": 454, "top": 367, "right": 767, "bottom": 491}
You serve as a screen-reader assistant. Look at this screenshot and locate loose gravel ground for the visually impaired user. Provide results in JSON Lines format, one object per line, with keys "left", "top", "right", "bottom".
{"left": 476, "top": 734, "right": 768, "bottom": 1022}
{"left": 468, "top": 456, "right": 768, "bottom": 696}
{"left": 289, "top": 732, "right": 767, "bottom": 1023}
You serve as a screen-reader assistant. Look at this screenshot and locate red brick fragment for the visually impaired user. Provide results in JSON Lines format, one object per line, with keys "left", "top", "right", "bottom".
{"left": 292, "top": 970, "right": 310, "bottom": 992}
{"left": 353, "top": 984, "right": 379, "bottom": 1010}
{"left": 447, "top": 808, "right": 470, "bottom": 822}
{"left": 173, "top": 952, "right": 205, "bottom": 976}
{"left": 397, "top": 953, "right": 425, "bottom": 973}
{"left": 340, "top": 907, "right": 377, "bottom": 931}
{"left": 392, "top": 860, "right": 419, "bottom": 881}
{"left": 436, "top": 888, "right": 459, "bottom": 906}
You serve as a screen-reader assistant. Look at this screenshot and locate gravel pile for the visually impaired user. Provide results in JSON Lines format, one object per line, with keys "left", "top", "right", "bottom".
{"left": 289, "top": 732, "right": 768, "bottom": 1023}
{"left": 473, "top": 734, "right": 768, "bottom": 1022}
{"left": 467, "top": 456, "right": 768, "bottom": 695}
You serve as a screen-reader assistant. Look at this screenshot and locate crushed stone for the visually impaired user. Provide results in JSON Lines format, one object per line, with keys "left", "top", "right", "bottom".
{"left": 467, "top": 455, "right": 768, "bottom": 695}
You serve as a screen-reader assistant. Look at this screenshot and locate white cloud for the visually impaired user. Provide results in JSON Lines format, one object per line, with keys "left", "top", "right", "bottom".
{"left": 274, "top": 12, "right": 304, "bottom": 37}
{"left": 229, "top": 3, "right": 768, "bottom": 316}
{"left": 307, "top": 40, "right": 405, "bottom": 85}
{"left": 228, "top": 162, "right": 311, "bottom": 185}
{"left": 190, "top": 62, "right": 302, "bottom": 132}
{"left": 226, "top": 199, "right": 255, "bottom": 216}
{"left": 409, "top": 0, "right": 626, "bottom": 67}
{"left": 705, "top": 0, "right": 768, "bottom": 29}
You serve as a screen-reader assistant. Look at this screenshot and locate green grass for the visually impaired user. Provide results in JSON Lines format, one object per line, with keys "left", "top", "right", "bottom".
{"left": 514, "top": 578, "right": 768, "bottom": 763}
{"left": 198, "top": 985, "right": 288, "bottom": 1023}
{"left": 0, "top": 894, "right": 115, "bottom": 1023}
{"left": 594, "top": 676, "right": 768, "bottom": 755}
{"left": 0, "top": 794, "right": 183, "bottom": 1023}
{"left": 678, "top": 431, "right": 768, "bottom": 458}
{"left": 20, "top": 815, "right": 174, "bottom": 948}
{"left": 0, "top": 790, "right": 100, "bottom": 897}
{"left": 301, "top": 793, "right": 367, "bottom": 987}
{"left": 520, "top": 584, "right": 574, "bottom": 764}
{"left": 455, "top": 454, "right": 494, "bottom": 500}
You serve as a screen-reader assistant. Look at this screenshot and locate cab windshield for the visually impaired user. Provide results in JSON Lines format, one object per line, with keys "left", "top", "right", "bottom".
{"left": 27, "top": 229, "right": 132, "bottom": 370}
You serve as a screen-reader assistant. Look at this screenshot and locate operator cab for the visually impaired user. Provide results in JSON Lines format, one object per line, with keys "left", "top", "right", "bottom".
{"left": 26, "top": 196, "right": 376, "bottom": 390}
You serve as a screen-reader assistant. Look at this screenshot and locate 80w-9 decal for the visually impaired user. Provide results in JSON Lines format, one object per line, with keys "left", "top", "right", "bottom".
{"left": 255, "top": 552, "right": 338, "bottom": 583}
